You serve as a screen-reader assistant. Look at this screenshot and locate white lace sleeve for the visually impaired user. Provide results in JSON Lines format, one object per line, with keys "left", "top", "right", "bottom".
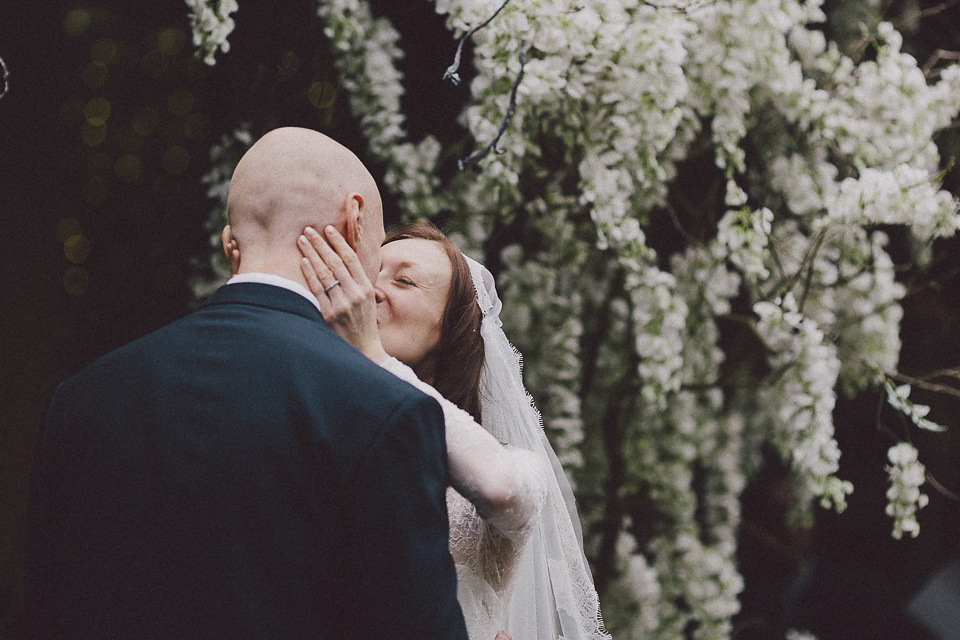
{"left": 381, "top": 357, "right": 546, "bottom": 538}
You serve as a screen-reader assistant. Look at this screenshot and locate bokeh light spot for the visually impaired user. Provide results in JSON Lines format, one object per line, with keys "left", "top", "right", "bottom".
{"left": 64, "top": 9, "right": 91, "bottom": 37}
{"left": 132, "top": 107, "right": 160, "bottom": 136}
{"left": 90, "top": 38, "right": 118, "bottom": 64}
{"left": 162, "top": 146, "right": 190, "bottom": 174}
{"left": 158, "top": 28, "right": 187, "bottom": 56}
{"left": 84, "top": 96, "right": 112, "bottom": 126}
{"left": 81, "top": 121, "right": 108, "bottom": 147}
{"left": 184, "top": 112, "right": 210, "bottom": 141}
{"left": 64, "top": 267, "right": 90, "bottom": 296}
{"left": 55, "top": 217, "right": 83, "bottom": 243}
{"left": 166, "top": 89, "right": 195, "bottom": 118}
{"left": 83, "top": 61, "right": 109, "bottom": 89}
{"left": 82, "top": 176, "right": 109, "bottom": 205}
{"left": 64, "top": 234, "right": 91, "bottom": 264}
{"left": 308, "top": 80, "right": 337, "bottom": 109}
{"left": 115, "top": 154, "right": 142, "bottom": 183}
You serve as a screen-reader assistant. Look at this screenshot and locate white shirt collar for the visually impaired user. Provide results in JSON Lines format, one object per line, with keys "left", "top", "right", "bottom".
{"left": 227, "top": 272, "right": 321, "bottom": 313}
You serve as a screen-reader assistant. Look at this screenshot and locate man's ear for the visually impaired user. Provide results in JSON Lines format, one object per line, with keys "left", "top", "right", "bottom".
{"left": 341, "top": 192, "right": 366, "bottom": 250}
{"left": 221, "top": 225, "right": 233, "bottom": 261}
{"left": 221, "top": 224, "right": 241, "bottom": 275}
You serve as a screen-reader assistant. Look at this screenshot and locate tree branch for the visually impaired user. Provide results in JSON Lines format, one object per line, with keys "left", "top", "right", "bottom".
{"left": 442, "top": 0, "right": 513, "bottom": 86}
{"left": 885, "top": 370, "right": 960, "bottom": 400}
{"left": 840, "top": 344, "right": 960, "bottom": 399}
{"left": 894, "top": 0, "right": 960, "bottom": 31}
{"left": 922, "top": 49, "right": 960, "bottom": 77}
{"left": 925, "top": 471, "right": 960, "bottom": 501}
{"left": 663, "top": 201, "right": 699, "bottom": 244}
{"left": 580, "top": 267, "right": 626, "bottom": 399}
{"left": 593, "top": 302, "right": 643, "bottom": 593}
{"left": 458, "top": 40, "right": 527, "bottom": 170}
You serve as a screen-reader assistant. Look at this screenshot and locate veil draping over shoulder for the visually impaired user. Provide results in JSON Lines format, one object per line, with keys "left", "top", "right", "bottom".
{"left": 465, "top": 256, "right": 611, "bottom": 640}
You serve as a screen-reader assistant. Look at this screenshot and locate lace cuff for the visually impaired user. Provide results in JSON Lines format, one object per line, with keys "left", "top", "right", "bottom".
{"left": 381, "top": 356, "right": 546, "bottom": 538}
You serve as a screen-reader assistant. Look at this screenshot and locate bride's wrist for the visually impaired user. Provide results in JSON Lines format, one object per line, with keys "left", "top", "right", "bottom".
{"left": 362, "top": 340, "right": 390, "bottom": 365}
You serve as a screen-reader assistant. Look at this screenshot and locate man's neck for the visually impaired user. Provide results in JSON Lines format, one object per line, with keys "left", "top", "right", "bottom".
{"left": 237, "top": 261, "right": 309, "bottom": 290}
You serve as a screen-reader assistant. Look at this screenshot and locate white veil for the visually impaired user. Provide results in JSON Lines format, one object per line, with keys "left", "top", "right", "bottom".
{"left": 465, "top": 256, "right": 611, "bottom": 640}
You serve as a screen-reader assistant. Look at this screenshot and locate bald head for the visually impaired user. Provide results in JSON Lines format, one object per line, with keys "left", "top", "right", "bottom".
{"left": 226, "top": 127, "right": 384, "bottom": 283}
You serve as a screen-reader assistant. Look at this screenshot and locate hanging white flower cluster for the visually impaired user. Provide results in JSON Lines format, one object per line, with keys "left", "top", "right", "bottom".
{"left": 884, "top": 442, "right": 929, "bottom": 540}
{"left": 198, "top": 0, "right": 959, "bottom": 634}
{"left": 716, "top": 203, "right": 774, "bottom": 284}
{"left": 828, "top": 166, "right": 958, "bottom": 241}
{"left": 755, "top": 294, "right": 852, "bottom": 517}
{"left": 315, "top": 0, "right": 445, "bottom": 219}
{"left": 496, "top": 246, "right": 587, "bottom": 468}
{"left": 614, "top": 522, "right": 662, "bottom": 640}
{"left": 184, "top": 0, "right": 239, "bottom": 66}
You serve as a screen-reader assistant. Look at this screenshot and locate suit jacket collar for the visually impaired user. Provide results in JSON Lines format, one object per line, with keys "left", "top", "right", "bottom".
{"left": 227, "top": 273, "right": 321, "bottom": 312}
{"left": 201, "top": 282, "right": 325, "bottom": 323}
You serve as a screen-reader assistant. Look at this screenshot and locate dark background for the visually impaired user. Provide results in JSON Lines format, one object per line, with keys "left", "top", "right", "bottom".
{"left": 1, "top": 2, "right": 958, "bottom": 639}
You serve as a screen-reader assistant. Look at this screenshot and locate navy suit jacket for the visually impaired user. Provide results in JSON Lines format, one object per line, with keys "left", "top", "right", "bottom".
{"left": 25, "top": 283, "right": 468, "bottom": 640}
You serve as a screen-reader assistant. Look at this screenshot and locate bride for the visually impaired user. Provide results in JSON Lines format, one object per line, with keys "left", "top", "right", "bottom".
{"left": 226, "top": 222, "right": 610, "bottom": 640}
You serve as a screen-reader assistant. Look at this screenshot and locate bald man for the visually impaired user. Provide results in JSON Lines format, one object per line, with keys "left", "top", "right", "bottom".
{"left": 25, "top": 128, "right": 469, "bottom": 640}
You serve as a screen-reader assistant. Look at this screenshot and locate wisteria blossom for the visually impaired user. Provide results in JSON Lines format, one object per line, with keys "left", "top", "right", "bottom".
{"left": 184, "top": 0, "right": 238, "bottom": 66}
{"left": 885, "top": 442, "right": 930, "bottom": 539}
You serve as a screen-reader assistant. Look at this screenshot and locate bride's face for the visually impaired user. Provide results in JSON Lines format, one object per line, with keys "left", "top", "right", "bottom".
{"left": 375, "top": 238, "right": 452, "bottom": 380}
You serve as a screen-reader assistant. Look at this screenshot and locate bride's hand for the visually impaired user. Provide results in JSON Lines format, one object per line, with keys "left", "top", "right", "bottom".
{"left": 298, "top": 225, "right": 389, "bottom": 364}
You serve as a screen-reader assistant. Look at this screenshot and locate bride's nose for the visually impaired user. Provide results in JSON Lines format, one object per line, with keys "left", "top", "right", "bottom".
{"left": 374, "top": 287, "right": 385, "bottom": 304}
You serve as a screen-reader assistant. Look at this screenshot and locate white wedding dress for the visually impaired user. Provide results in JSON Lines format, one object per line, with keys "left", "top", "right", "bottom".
{"left": 382, "top": 357, "right": 548, "bottom": 640}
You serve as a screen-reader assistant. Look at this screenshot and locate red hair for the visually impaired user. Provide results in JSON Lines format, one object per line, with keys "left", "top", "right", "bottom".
{"left": 383, "top": 223, "right": 484, "bottom": 423}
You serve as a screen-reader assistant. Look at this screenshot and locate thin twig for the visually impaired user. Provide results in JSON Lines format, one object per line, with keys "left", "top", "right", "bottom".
{"left": 894, "top": 0, "right": 960, "bottom": 30}
{"left": 925, "top": 471, "right": 960, "bottom": 501}
{"left": 918, "top": 366, "right": 960, "bottom": 382}
{"left": 443, "top": 0, "right": 513, "bottom": 86}
{"left": 0, "top": 56, "right": 9, "bottom": 101}
{"left": 796, "top": 228, "right": 828, "bottom": 313}
{"left": 874, "top": 390, "right": 889, "bottom": 434}
{"left": 922, "top": 49, "right": 960, "bottom": 77}
{"left": 769, "top": 226, "right": 828, "bottom": 304}
{"left": 664, "top": 202, "right": 699, "bottom": 244}
{"left": 458, "top": 40, "right": 527, "bottom": 170}
{"left": 641, "top": 0, "right": 722, "bottom": 14}
{"left": 839, "top": 343, "right": 960, "bottom": 400}
{"left": 885, "top": 370, "right": 960, "bottom": 400}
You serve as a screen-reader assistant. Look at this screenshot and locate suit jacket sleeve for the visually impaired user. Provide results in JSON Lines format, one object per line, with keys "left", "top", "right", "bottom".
{"left": 345, "top": 392, "right": 468, "bottom": 639}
